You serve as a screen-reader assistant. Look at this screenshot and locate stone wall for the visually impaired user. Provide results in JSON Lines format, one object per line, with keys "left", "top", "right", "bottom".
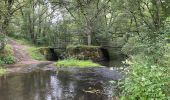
{"left": 38, "top": 45, "right": 110, "bottom": 61}
{"left": 66, "top": 45, "right": 109, "bottom": 61}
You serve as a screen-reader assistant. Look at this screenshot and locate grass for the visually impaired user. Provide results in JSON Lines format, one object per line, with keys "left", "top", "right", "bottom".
{"left": 0, "top": 67, "right": 7, "bottom": 76}
{"left": 56, "top": 59, "right": 101, "bottom": 67}
{"left": 28, "top": 47, "right": 46, "bottom": 60}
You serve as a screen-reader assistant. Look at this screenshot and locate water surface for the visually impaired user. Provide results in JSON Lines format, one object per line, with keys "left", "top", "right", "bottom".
{"left": 0, "top": 66, "right": 122, "bottom": 100}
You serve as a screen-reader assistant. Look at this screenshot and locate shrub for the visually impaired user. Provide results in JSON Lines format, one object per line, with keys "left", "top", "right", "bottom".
{"left": 0, "top": 56, "right": 16, "bottom": 64}
{"left": 120, "top": 55, "right": 170, "bottom": 99}
{"left": 0, "top": 44, "right": 16, "bottom": 65}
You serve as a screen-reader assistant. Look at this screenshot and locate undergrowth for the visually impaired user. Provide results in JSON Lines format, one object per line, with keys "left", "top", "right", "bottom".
{"left": 0, "top": 44, "right": 16, "bottom": 65}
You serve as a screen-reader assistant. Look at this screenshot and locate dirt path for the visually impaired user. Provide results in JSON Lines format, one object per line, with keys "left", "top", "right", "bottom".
{"left": 8, "top": 39, "right": 34, "bottom": 62}
{"left": 6, "top": 39, "right": 54, "bottom": 73}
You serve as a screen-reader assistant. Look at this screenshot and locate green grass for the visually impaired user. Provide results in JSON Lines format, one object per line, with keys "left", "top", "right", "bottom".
{"left": 56, "top": 59, "right": 101, "bottom": 67}
{"left": 0, "top": 68, "right": 7, "bottom": 76}
{"left": 28, "top": 47, "right": 46, "bottom": 60}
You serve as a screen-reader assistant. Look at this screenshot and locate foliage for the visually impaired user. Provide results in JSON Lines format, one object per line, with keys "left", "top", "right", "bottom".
{"left": 121, "top": 24, "right": 170, "bottom": 99}
{"left": 0, "top": 67, "right": 7, "bottom": 76}
{"left": 13, "top": 38, "right": 34, "bottom": 46}
{"left": 56, "top": 58, "right": 101, "bottom": 67}
{"left": 121, "top": 36, "right": 145, "bottom": 55}
{"left": 28, "top": 47, "right": 46, "bottom": 60}
{"left": 0, "top": 56, "right": 16, "bottom": 65}
{"left": 0, "top": 44, "right": 16, "bottom": 65}
{"left": 120, "top": 55, "right": 170, "bottom": 100}
{"left": 122, "top": 30, "right": 167, "bottom": 61}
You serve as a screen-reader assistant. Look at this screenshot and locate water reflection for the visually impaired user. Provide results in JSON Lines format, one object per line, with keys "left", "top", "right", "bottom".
{"left": 0, "top": 67, "right": 121, "bottom": 100}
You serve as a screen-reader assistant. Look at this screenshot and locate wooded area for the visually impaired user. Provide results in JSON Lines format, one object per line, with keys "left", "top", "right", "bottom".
{"left": 0, "top": 0, "right": 170, "bottom": 99}
{"left": 0, "top": 0, "right": 168, "bottom": 47}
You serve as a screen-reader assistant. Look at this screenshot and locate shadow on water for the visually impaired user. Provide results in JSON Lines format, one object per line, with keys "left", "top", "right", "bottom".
{"left": 0, "top": 66, "right": 122, "bottom": 100}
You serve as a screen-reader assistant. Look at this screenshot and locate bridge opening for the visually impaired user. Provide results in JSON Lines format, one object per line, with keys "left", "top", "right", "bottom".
{"left": 100, "top": 48, "right": 110, "bottom": 61}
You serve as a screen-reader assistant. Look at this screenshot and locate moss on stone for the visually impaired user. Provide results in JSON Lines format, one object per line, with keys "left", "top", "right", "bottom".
{"left": 66, "top": 45, "right": 103, "bottom": 61}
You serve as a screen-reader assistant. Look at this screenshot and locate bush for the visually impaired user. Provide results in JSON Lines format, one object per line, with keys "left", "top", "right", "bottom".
{"left": 0, "top": 56, "right": 16, "bottom": 64}
{"left": 0, "top": 44, "right": 16, "bottom": 65}
{"left": 120, "top": 55, "right": 170, "bottom": 99}
{"left": 121, "top": 36, "right": 145, "bottom": 55}
{"left": 56, "top": 58, "right": 101, "bottom": 67}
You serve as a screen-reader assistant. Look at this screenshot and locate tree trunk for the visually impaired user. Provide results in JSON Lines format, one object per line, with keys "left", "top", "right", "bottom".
{"left": 87, "top": 34, "right": 91, "bottom": 45}
{"left": 0, "top": 34, "right": 6, "bottom": 51}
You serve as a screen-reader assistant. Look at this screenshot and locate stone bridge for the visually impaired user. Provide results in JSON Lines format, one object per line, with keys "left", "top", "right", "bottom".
{"left": 39, "top": 45, "right": 123, "bottom": 61}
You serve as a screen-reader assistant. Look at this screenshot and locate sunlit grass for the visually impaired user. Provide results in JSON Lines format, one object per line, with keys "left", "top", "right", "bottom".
{"left": 56, "top": 59, "right": 101, "bottom": 67}
{"left": 0, "top": 68, "right": 7, "bottom": 76}
{"left": 28, "top": 47, "right": 46, "bottom": 60}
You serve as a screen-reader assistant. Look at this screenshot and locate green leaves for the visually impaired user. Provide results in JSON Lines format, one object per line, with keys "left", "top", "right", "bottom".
{"left": 120, "top": 56, "right": 170, "bottom": 99}
{"left": 0, "top": 44, "right": 16, "bottom": 65}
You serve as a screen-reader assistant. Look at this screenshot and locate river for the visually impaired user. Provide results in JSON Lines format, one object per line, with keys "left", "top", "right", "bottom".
{"left": 0, "top": 60, "right": 124, "bottom": 100}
